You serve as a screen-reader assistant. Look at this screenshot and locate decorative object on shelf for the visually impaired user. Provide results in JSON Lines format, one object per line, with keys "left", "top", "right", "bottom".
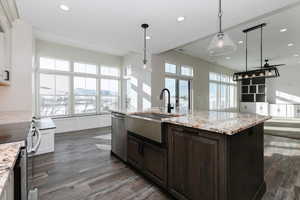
{"left": 141, "top": 23, "right": 149, "bottom": 69}
{"left": 233, "top": 23, "right": 283, "bottom": 81}
{"left": 207, "top": 0, "right": 236, "bottom": 56}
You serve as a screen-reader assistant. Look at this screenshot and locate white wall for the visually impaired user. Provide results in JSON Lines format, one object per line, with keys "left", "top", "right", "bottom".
{"left": 122, "top": 52, "right": 152, "bottom": 111}
{"left": 54, "top": 114, "right": 111, "bottom": 133}
{"left": 151, "top": 50, "right": 238, "bottom": 111}
{"left": 0, "top": 19, "right": 33, "bottom": 112}
{"left": 36, "top": 39, "right": 122, "bottom": 68}
{"left": 267, "top": 64, "right": 300, "bottom": 104}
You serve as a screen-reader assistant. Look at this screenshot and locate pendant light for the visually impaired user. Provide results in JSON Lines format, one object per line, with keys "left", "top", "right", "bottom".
{"left": 208, "top": 0, "right": 236, "bottom": 56}
{"left": 141, "top": 23, "right": 149, "bottom": 69}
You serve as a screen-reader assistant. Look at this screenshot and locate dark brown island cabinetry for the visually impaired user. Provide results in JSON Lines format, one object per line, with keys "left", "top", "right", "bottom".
{"left": 127, "top": 133, "right": 167, "bottom": 188}
{"left": 167, "top": 123, "right": 265, "bottom": 200}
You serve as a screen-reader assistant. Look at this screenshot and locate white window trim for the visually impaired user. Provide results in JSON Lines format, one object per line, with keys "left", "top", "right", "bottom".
{"left": 36, "top": 56, "right": 122, "bottom": 118}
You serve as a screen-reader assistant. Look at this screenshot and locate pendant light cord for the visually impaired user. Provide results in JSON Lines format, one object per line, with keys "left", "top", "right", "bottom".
{"left": 141, "top": 24, "right": 149, "bottom": 65}
{"left": 260, "top": 26, "right": 263, "bottom": 69}
{"left": 143, "top": 27, "right": 147, "bottom": 64}
{"left": 218, "top": 0, "right": 222, "bottom": 33}
{"left": 246, "top": 32, "right": 248, "bottom": 72}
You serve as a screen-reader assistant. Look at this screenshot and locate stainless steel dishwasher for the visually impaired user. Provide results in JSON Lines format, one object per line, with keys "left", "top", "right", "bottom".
{"left": 111, "top": 112, "right": 127, "bottom": 162}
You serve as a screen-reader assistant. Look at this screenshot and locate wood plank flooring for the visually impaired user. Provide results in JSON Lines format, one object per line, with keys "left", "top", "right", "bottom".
{"left": 33, "top": 128, "right": 300, "bottom": 200}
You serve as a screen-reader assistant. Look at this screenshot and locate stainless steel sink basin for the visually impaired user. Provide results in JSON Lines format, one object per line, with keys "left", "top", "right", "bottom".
{"left": 125, "top": 112, "right": 179, "bottom": 143}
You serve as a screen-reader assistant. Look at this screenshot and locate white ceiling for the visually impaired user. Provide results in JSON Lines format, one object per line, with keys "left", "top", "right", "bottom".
{"left": 179, "top": 3, "right": 300, "bottom": 71}
{"left": 16, "top": 0, "right": 300, "bottom": 56}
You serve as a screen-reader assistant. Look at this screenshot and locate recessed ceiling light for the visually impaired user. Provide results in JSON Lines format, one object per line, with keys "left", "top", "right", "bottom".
{"left": 177, "top": 16, "right": 185, "bottom": 22}
{"left": 288, "top": 43, "right": 294, "bottom": 47}
{"left": 294, "top": 54, "right": 299, "bottom": 57}
{"left": 280, "top": 28, "right": 287, "bottom": 32}
{"left": 238, "top": 40, "right": 243, "bottom": 44}
{"left": 146, "top": 36, "right": 151, "bottom": 40}
{"left": 225, "top": 57, "right": 231, "bottom": 60}
{"left": 59, "top": 4, "right": 70, "bottom": 11}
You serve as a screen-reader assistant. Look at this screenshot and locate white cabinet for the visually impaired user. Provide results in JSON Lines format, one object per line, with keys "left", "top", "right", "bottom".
{"left": 34, "top": 128, "right": 55, "bottom": 156}
{"left": 0, "top": 1, "right": 15, "bottom": 86}
{"left": 240, "top": 102, "right": 269, "bottom": 116}
{"left": 0, "top": 171, "right": 14, "bottom": 200}
{"left": 269, "top": 104, "right": 287, "bottom": 118}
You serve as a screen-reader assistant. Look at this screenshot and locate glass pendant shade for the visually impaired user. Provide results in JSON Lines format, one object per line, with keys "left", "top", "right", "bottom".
{"left": 208, "top": 32, "right": 237, "bottom": 56}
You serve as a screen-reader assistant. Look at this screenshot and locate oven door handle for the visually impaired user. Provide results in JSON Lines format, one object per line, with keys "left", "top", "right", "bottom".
{"left": 29, "top": 129, "right": 42, "bottom": 154}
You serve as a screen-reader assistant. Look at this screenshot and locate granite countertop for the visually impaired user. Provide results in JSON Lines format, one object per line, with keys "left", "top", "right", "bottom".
{"left": 111, "top": 108, "right": 271, "bottom": 135}
{"left": 110, "top": 107, "right": 182, "bottom": 115}
{"left": 0, "top": 142, "right": 23, "bottom": 196}
{"left": 0, "top": 111, "right": 32, "bottom": 125}
{"left": 163, "top": 111, "right": 271, "bottom": 135}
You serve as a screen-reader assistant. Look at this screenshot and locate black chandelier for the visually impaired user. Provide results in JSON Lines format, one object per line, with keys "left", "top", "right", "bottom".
{"left": 233, "top": 23, "right": 280, "bottom": 81}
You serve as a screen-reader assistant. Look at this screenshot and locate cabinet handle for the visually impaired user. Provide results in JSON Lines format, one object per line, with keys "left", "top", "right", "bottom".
{"left": 138, "top": 143, "right": 144, "bottom": 156}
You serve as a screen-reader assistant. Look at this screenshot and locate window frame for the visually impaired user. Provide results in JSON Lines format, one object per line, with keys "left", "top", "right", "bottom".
{"left": 36, "top": 56, "right": 122, "bottom": 118}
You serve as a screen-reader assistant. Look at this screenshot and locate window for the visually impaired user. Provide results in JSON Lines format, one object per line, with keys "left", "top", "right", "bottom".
{"left": 74, "top": 77, "right": 97, "bottom": 114}
{"left": 37, "top": 57, "right": 121, "bottom": 117}
{"left": 40, "top": 57, "right": 70, "bottom": 71}
{"left": 101, "top": 66, "right": 120, "bottom": 77}
{"left": 165, "top": 63, "right": 176, "bottom": 74}
{"left": 40, "top": 74, "right": 69, "bottom": 116}
{"left": 164, "top": 78, "right": 191, "bottom": 113}
{"left": 209, "top": 72, "right": 237, "bottom": 110}
{"left": 100, "top": 79, "right": 119, "bottom": 111}
{"left": 181, "top": 66, "right": 193, "bottom": 76}
{"left": 74, "top": 62, "right": 97, "bottom": 74}
{"left": 164, "top": 62, "right": 193, "bottom": 113}
{"left": 165, "top": 78, "right": 177, "bottom": 107}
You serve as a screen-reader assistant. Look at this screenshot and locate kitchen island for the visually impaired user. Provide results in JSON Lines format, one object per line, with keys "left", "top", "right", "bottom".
{"left": 111, "top": 110, "right": 271, "bottom": 200}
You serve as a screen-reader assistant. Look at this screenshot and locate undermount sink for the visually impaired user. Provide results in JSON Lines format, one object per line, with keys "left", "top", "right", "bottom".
{"left": 126, "top": 112, "right": 180, "bottom": 143}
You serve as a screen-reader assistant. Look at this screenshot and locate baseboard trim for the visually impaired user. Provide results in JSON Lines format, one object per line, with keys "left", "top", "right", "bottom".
{"left": 56, "top": 126, "right": 111, "bottom": 134}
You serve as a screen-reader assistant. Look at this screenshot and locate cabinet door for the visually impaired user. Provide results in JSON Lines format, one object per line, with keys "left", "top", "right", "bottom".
{"left": 186, "top": 133, "right": 219, "bottom": 200}
{"left": 143, "top": 142, "right": 167, "bottom": 187}
{"left": 127, "top": 135, "right": 143, "bottom": 169}
{"left": 168, "top": 127, "right": 189, "bottom": 200}
{"left": 168, "top": 126, "right": 222, "bottom": 200}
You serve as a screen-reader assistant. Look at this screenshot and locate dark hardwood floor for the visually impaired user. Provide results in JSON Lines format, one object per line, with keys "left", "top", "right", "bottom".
{"left": 33, "top": 128, "right": 300, "bottom": 200}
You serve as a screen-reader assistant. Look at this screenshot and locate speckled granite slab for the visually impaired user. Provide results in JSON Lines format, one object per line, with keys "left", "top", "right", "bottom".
{"left": 111, "top": 109, "right": 271, "bottom": 135}
{"left": 0, "top": 142, "right": 23, "bottom": 196}
{"left": 163, "top": 111, "right": 271, "bottom": 135}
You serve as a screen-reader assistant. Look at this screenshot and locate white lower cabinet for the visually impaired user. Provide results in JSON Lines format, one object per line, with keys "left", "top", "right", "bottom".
{"left": 0, "top": 171, "right": 14, "bottom": 200}
{"left": 240, "top": 102, "right": 269, "bottom": 116}
{"left": 34, "top": 128, "right": 55, "bottom": 156}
